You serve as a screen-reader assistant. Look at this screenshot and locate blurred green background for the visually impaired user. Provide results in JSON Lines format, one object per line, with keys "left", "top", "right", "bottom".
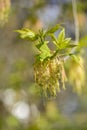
{"left": 0, "top": 0, "right": 87, "bottom": 130}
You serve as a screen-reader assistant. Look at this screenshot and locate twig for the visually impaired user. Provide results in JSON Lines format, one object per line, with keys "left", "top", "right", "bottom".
{"left": 64, "top": 0, "right": 79, "bottom": 61}
{"left": 72, "top": 0, "right": 79, "bottom": 43}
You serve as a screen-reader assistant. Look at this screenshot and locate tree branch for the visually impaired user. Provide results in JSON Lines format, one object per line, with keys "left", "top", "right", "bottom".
{"left": 72, "top": 0, "right": 79, "bottom": 43}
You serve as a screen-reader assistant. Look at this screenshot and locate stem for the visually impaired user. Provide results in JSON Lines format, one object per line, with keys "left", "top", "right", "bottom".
{"left": 72, "top": 0, "right": 79, "bottom": 43}
{"left": 50, "top": 49, "right": 59, "bottom": 59}
{"left": 64, "top": 0, "right": 79, "bottom": 61}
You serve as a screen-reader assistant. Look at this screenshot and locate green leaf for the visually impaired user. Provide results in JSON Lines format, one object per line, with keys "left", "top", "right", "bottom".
{"left": 63, "top": 38, "right": 71, "bottom": 45}
{"left": 50, "top": 34, "right": 60, "bottom": 48}
{"left": 36, "top": 41, "right": 51, "bottom": 61}
{"left": 39, "top": 52, "right": 50, "bottom": 61}
{"left": 50, "top": 34, "right": 57, "bottom": 43}
{"left": 15, "top": 28, "right": 37, "bottom": 41}
{"left": 46, "top": 24, "right": 62, "bottom": 35}
{"left": 57, "top": 28, "right": 65, "bottom": 43}
{"left": 39, "top": 41, "right": 49, "bottom": 51}
{"left": 53, "top": 41, "right": 60, "bottom": 49}
{"left": 67, "top": 44, "right": 77, "bottom": 48}
{"left": 36, "top": 41, "right": 49, "bottom": 50}
{"left": 59, "top": 38, "right": 71, "bottom": 49}
{"left": 51, "top": 32, "right": 72, "bottom": 50}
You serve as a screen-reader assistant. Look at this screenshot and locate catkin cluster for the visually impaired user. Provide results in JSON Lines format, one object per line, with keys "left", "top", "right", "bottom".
{"left": 68, "top": 56, "right": 85, "bottom": 94}
{"left": 34, "top": 58, "right": 67, "bottom": 97}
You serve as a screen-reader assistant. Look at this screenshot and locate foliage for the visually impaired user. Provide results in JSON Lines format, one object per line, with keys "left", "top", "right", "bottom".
{"left": 16, "top": 24, "right": 83, "bottom": 97}
{"left": 0, "top": 0, "right": 87, "bottom": 130}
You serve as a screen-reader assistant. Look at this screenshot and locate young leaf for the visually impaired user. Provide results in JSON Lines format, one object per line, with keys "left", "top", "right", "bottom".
{"left": 67, "top": 44, "right": 77, "bottom": 48}
{"left": 36, "top": 41, "right": 51, "bottom": 61}
{"left": 50, "top": 34, "right": 57, "bottom": 43}
{"left": 36, "top": 41, "right": 49, "bottom": 50}
{"left": 59, "top": 38, "right": 71, "bottom": 49}
{"left": 63, "top": 38, "right": 71, "bottom": 45}
{"left": 39, "top": 51, "right": 50, "bottom": 61}
{"left": 61, "top": 38, "right": 74, "bottom": 49}
{"left": 15, "top": 28, "right": 37, "bottom": 41}
{"left": 50, "top": 34, "right": 60, "bottom": 48}
{"left": 46, "top": 24, "right": 62, "bottom": 35}
{"left": 51, "top": 31, "right": 71, "bottom": 50}
{"left": 53, "top": 41, "right": 60, "bottom": 49}
{"left": 57, "top": 28, "right": 65, "bottom": 43}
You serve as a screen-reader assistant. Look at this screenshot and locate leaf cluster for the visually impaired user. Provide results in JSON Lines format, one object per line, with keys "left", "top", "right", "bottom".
{"left": 16, "top": 24, "right": 78, "bottom": 62}
{"left": 16, "top": 24, "right": 86, "bottom": 97}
